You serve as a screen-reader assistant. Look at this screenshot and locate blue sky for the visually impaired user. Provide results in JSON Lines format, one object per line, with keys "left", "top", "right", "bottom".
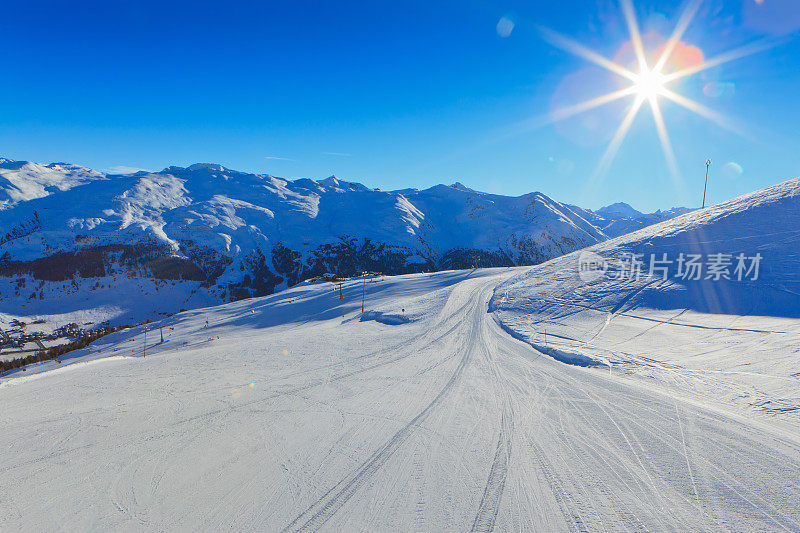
{"left": 2, "top": 0, "right": 798, "bottom": 211}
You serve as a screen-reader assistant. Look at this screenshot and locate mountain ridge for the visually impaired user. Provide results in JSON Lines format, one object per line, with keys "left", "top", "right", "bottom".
{"left": 0, "top": 158, "right": 689, "bottom": 328}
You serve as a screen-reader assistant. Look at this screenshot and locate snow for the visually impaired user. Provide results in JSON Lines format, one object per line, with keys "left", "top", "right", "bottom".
{"left": 1, "top": 166, "right": 797, "bottom": 530}
{"left": 595, "top": 201, "right": 643, "bottom": 219}
{"left": 0, "top": 159, "right": 106, "bottom": 208}
{"left": 0, "top": 159, "right": 619, "bottom": 325}
{"left": 589, "top": 202, "right": 697, "bottom": 238}
{"left": 1, "top": 160, "right": 606, "bottom": 260}
{"left": 2, "top": 262, "right": 799, "bottom": 528}
{"left": 0, "top": 274, "right": 213, "bottom": 338}
{"left": 493, "top": 176, "right": 800, "bottom": 429}
{"left": 1, "top": 158, "right": 695, "bottom": 331}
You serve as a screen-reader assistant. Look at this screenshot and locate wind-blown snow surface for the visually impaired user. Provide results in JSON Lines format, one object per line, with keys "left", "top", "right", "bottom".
{"left": 2, "top": 264, "right": 800, "bottom": 530}
{"left": 493, "top": 177, "right": 800, "bottom": 426}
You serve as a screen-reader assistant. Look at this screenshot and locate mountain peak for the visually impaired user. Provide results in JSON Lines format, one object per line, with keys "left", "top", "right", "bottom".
{"left": 320, "top": 175, "right": 340, "bottom": 187}
{"left": 596, "top": 202, "right": 643, "bottom": 220}
{"left": 450, "top": 182, "right": 471, "bottom": 192}
{"left": 186, "top": 163, "right": 228, "bottom": 172}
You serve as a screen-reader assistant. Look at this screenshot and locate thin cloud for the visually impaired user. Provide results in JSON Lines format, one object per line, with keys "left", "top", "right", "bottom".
{"left": 322, "top": 152, "right": 351, "bottom": 157}
{"left": 265, "top": 155, "right": 296, "bottom": 161}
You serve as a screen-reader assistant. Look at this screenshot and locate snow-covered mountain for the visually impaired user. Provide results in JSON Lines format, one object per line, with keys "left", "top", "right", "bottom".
{"left": 580, "top": 201, "right": 695, "bottom": 238}
{"left": 595, "top": 201, "right": 643, "bottom": 219}
{"left": 0, "top": 157, "right": 696, "bottom": 328}
{"left": 0, "top": 159, "right": 104, "bottom": 207}
{"left": 1, "top": 158, "right": 613, "bottom": 326}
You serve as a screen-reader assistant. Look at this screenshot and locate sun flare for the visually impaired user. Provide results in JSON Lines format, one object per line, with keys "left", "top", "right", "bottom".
{"left": 633, "top": 67, "right": 666, "bottom": 101}
{"left": 540, "top": 0, "right": 767, "bottom": 187}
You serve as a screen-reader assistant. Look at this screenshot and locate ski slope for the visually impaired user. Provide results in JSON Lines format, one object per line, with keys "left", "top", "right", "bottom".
{"left": 2, "top": 266, "right": 800, "bottom": 531}
{"left": 493, "top": 176, "right": 800, "bottom": 430}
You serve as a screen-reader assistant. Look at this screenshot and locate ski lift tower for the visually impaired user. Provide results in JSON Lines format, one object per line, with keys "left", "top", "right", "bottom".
{"left": 702, "top": 159, "right": 712, "bottom": 208}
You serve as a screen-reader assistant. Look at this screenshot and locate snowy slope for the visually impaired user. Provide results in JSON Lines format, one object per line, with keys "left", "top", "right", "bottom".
{"left": 2, "top": 266, "right": 800, "bottom": 530}
{"left": 1, "top": 158, "right": 606, "bottom": 329}
{"left": 0, "top": 159, "right": 106, "bottom": 208}
{"left": 493, "top": 176, "right": 800, "bottom": 423}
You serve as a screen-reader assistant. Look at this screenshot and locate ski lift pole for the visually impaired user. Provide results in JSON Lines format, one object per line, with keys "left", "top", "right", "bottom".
{"left": 702, "top": 159, "right": 712, "bottom": 208}
{"left": 361, "top": 271, "right": 366, "bottom": 313}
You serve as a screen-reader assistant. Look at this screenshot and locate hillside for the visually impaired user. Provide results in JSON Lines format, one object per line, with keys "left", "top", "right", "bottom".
{"left": 0, "top": 159, "right": 605, "bottom": 328}
{"left": 492, "top": 176, "right": 800, "bottom": 422}
{"left": 2, "top": 267, "right": 799, "bottom": 530}
{"left": 0, "top": 158, "right": 693, "bottom": 337}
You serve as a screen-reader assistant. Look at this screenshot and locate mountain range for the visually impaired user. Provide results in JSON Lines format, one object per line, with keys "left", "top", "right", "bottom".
{"left": 0, "top": 157, "right": 691, "bottom": 326}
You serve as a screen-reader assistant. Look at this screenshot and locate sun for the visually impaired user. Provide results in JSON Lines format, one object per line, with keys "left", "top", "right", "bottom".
{"left": 633, "top": 67, "right": 666, "bottom": 101}
{"left": 538, "top": 0, "right": 768, "bottom": 186}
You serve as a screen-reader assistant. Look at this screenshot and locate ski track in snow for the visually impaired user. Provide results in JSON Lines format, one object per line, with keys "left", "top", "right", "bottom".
{"left": 1, "top": 269, "right": 800, "bottom": 531}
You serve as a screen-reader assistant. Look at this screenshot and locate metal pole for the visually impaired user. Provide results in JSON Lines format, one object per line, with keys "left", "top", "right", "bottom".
{"left": 143, "top": 329, "right": 146, "bottom": 358}
{"left": 361, "top": 272, "right": 366, "bottom": 313}
{"left": 702, "top": 159, "right": 712, "bottom": 208}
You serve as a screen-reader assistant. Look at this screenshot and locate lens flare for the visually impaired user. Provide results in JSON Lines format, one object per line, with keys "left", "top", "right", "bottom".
{"left": 723, "top": 161, "right": 744, "bottom": 178}
{"left": 633, "top": 68, "right": 666, "bottom": 100}
{"left": 539, "top": 0, "right": 769, "bottom": 186}
{"left": 496, "top": 17, "right": 514, "bottom": 38}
